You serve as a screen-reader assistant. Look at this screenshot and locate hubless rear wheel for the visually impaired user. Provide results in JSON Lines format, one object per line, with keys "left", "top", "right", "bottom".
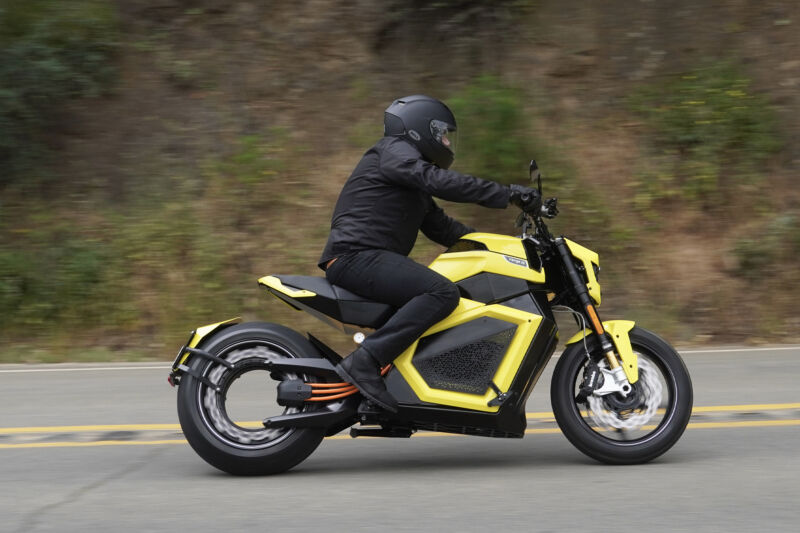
{"left": 551, "top": 326, "right": 692, "bottom": 464}
{"left": 177, "top": 322, "right": 325, "bottom": 475}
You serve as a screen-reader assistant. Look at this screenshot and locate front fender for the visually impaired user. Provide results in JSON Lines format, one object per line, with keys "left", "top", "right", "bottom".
{"left": 565, "top": 320, "right": 638, "bottom": 383}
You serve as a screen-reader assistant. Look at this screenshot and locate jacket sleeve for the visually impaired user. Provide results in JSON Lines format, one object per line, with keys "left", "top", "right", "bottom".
{"left": 379, "top": 143, "right": 511, "bottom": 208}
{"left": 420, "top": 200, "right": 476, "bottom": 248}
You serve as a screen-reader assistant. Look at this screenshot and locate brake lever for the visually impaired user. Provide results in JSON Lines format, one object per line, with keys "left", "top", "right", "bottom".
{"left": 542, "top": 197, "right": 559, "bottom": 219}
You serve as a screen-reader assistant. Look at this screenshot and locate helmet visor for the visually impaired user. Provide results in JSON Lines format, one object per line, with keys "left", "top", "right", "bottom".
{"left": 430, "top": 119, "right": 457, "bottom": 156}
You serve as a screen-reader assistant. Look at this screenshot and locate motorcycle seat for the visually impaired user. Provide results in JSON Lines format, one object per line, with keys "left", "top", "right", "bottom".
{"left": 269, "top": 275, "right": 395, "bottom": 329}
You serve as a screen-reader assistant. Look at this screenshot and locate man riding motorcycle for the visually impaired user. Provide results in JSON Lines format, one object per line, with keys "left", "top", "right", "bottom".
{"left": 320, "top": 95, "right": 541, "bottom": 412}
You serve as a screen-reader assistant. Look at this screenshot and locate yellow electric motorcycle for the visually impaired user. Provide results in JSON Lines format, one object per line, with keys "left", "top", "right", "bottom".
{"left": 169, "top": 162, "right": 693, "bottom": 475}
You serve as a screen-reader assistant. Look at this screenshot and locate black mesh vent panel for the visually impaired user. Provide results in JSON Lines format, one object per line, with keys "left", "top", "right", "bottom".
{"left": 412, "top": 328, "right": 515, "bottom": 395}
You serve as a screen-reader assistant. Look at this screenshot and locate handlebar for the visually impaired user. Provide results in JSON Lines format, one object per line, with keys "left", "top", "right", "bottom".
{"left": 516, "top": 196, "right": 558, "bottom": 242}
{"left": 518, "top": 197, "right": 558, "bottom": 218}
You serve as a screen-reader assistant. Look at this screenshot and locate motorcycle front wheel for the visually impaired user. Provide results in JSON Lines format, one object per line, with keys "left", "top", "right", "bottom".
{"left": 551, "top": 326, "right": 693, "bottom": 464}
{"left": 177, "top": 322, "right": 326, "bottom": 475}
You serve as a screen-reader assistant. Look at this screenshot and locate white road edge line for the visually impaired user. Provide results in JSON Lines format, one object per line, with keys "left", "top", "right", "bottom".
{"left": 0, "top": 366, "right": 169, "bottom": 373}
{"left": 1, "top": 345, "right": 798, "bottom": 373}
{"left": 678, "top": 346, "right": 800, "bottom": 354}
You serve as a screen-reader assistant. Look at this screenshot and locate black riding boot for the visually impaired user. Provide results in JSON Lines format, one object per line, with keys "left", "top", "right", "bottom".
{"left": 335, "top": 346, "right": 399, "bottom": 413}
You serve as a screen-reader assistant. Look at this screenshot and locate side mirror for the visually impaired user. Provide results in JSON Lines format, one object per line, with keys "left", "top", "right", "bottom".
{"left": 529, "top": 159, "right": 542, "bottom": 193}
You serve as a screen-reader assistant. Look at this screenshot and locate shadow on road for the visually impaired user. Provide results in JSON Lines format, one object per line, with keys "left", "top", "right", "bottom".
{"left": 183, "top": 434, "right": 706, "bottom": 478}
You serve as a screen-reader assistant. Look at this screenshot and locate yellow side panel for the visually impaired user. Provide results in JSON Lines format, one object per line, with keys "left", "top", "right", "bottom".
{"left": 461, "top": 232, "right": 527, "bottom": 258}
{"left": 258, "top": 275, "right": 316, "bottom": 298}
{"left": 176, "top": 317, "right": 242, "bottom": 367}
{"left": 564, "top": 238, "right": 602, "bottom": 306}
{"left": 565, "top": 320, "right": 637, "bottom": 383}
{"left": 428, "top": 251, "right": 545, "bottom": 284}
{"left": 395, "top": 299, "right": 543, "bottom": 412}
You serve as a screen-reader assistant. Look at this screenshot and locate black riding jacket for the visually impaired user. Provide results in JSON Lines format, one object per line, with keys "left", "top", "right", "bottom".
{"left": 319, "top": 137, "right": 511, "bottom": 268}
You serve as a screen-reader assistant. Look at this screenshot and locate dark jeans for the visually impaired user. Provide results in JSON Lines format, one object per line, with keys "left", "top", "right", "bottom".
{"left": 325, "top": 249, "right": 460, "bottom": 366}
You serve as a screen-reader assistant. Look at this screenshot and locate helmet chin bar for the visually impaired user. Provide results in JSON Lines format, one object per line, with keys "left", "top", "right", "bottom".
{"left": 430, "top": 119, "right": 457, "bottom": 161}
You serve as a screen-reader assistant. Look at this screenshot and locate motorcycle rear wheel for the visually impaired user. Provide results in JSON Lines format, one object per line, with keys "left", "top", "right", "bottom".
{"left": 177, "top": 322, "right": 325, "bottom": 475}
{"left": 551, "top": 326, "right": 692, "bottom": 464}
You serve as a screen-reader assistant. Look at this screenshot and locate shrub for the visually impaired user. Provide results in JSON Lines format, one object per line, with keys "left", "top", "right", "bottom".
{"left": 0, "top": 0, "right": 119, "bottom": 183}
{"left": 445, "top": 75, "right": 623, "bottom": 244}
{"left": 630, "top": 62, "right": 780, "bottom": 206}
{"left": 447, "top": 75, "right": 531, "bottom": 184}
{"left": 732, "top": 212, "right": 800, "bottom": 280}
{"left": 0, "top": 235, "right": 109, "bottom": 331}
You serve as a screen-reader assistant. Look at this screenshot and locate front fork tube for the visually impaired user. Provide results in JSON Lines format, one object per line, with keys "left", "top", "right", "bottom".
{"left": 554, "top": 238, "right": 631, "bottom": 395}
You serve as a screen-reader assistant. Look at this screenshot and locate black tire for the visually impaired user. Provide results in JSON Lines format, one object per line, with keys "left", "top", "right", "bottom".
{"left": 551, "top": 326, "right": 692, "bottom": 464}
{"left": 177, "top": 322, "right": 326, "bottom": 475}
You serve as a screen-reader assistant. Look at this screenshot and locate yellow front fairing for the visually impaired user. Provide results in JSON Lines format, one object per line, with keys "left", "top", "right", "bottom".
{"left": 428, "top": 233, "right": 545, "bottom": 284}
{"left": 394, "top": 298, "right": 543, "bottom": 412}
{"left": 428, "top": 251, "right": 545, "bottom": 284}
{"left": 564, "top": 238, "right": 601, "bottom": 306}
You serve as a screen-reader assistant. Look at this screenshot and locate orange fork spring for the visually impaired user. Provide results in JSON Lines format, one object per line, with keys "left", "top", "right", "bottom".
{"left": 304, "top": 364, "right": 392, "bottom": 401}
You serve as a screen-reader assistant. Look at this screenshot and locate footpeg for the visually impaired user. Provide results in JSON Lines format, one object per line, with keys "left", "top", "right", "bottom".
{"left": 357, "top": 399, "right": 384, "bottom": 417}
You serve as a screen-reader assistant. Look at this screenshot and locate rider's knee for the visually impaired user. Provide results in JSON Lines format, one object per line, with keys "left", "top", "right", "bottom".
{"left": 435, "top": 282, "right": 461, "bottom": 315}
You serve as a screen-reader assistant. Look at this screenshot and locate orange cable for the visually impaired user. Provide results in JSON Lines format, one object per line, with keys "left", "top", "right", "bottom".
{"left": 302, "top": 364, "right": 393, "bottom": 402}
{"left": 311, "top": 386, "right": 356, "bottom": 394}
{"left": 305, "top": 390, "right": 359, "bottom": 401}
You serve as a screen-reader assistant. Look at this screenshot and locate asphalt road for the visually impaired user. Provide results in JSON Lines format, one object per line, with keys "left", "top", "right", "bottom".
{"left": 1, "top": 346, "right": 798, "bottom": 532}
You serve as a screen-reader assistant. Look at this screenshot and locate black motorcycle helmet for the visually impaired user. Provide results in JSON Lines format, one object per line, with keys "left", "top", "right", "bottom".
{"left": 384, "top": 95, "right": 458, "bottom": 169}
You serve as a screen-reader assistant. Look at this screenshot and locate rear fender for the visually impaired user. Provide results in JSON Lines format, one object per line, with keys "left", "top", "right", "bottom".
{"left": 168, "top": 317, "right": 242, "bottom": 385}
{"left": 565, "top": 320, "right": 638, "bottom": 383}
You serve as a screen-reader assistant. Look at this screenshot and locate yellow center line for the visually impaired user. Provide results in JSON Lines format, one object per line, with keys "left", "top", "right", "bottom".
{"left": 1, "top": 420, "right": 798, "bottom": 449}
{"left": 683, "top": 419, "right": 800, "bottom": 429}
{"left": 1, "top": 403, "right": 798, "bottom": 436}
{"left": 524, "top": 403, "right": 800, "bottom": 420}
{"left": 0, "top": 423, "right": 181, "bottom": 435}
{"left": 523, "top": 419, "right": 800, "bottom": 435}
{"left": 690, "top": 403, "right": 800, "bottom": 412}
{"left": 0, "top": 439, "right": 188, "bottom": 449}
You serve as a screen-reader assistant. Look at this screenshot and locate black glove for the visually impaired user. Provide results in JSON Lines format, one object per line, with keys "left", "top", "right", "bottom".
{"left": 509, "top": 184, "right": 542, "bottom": 214}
